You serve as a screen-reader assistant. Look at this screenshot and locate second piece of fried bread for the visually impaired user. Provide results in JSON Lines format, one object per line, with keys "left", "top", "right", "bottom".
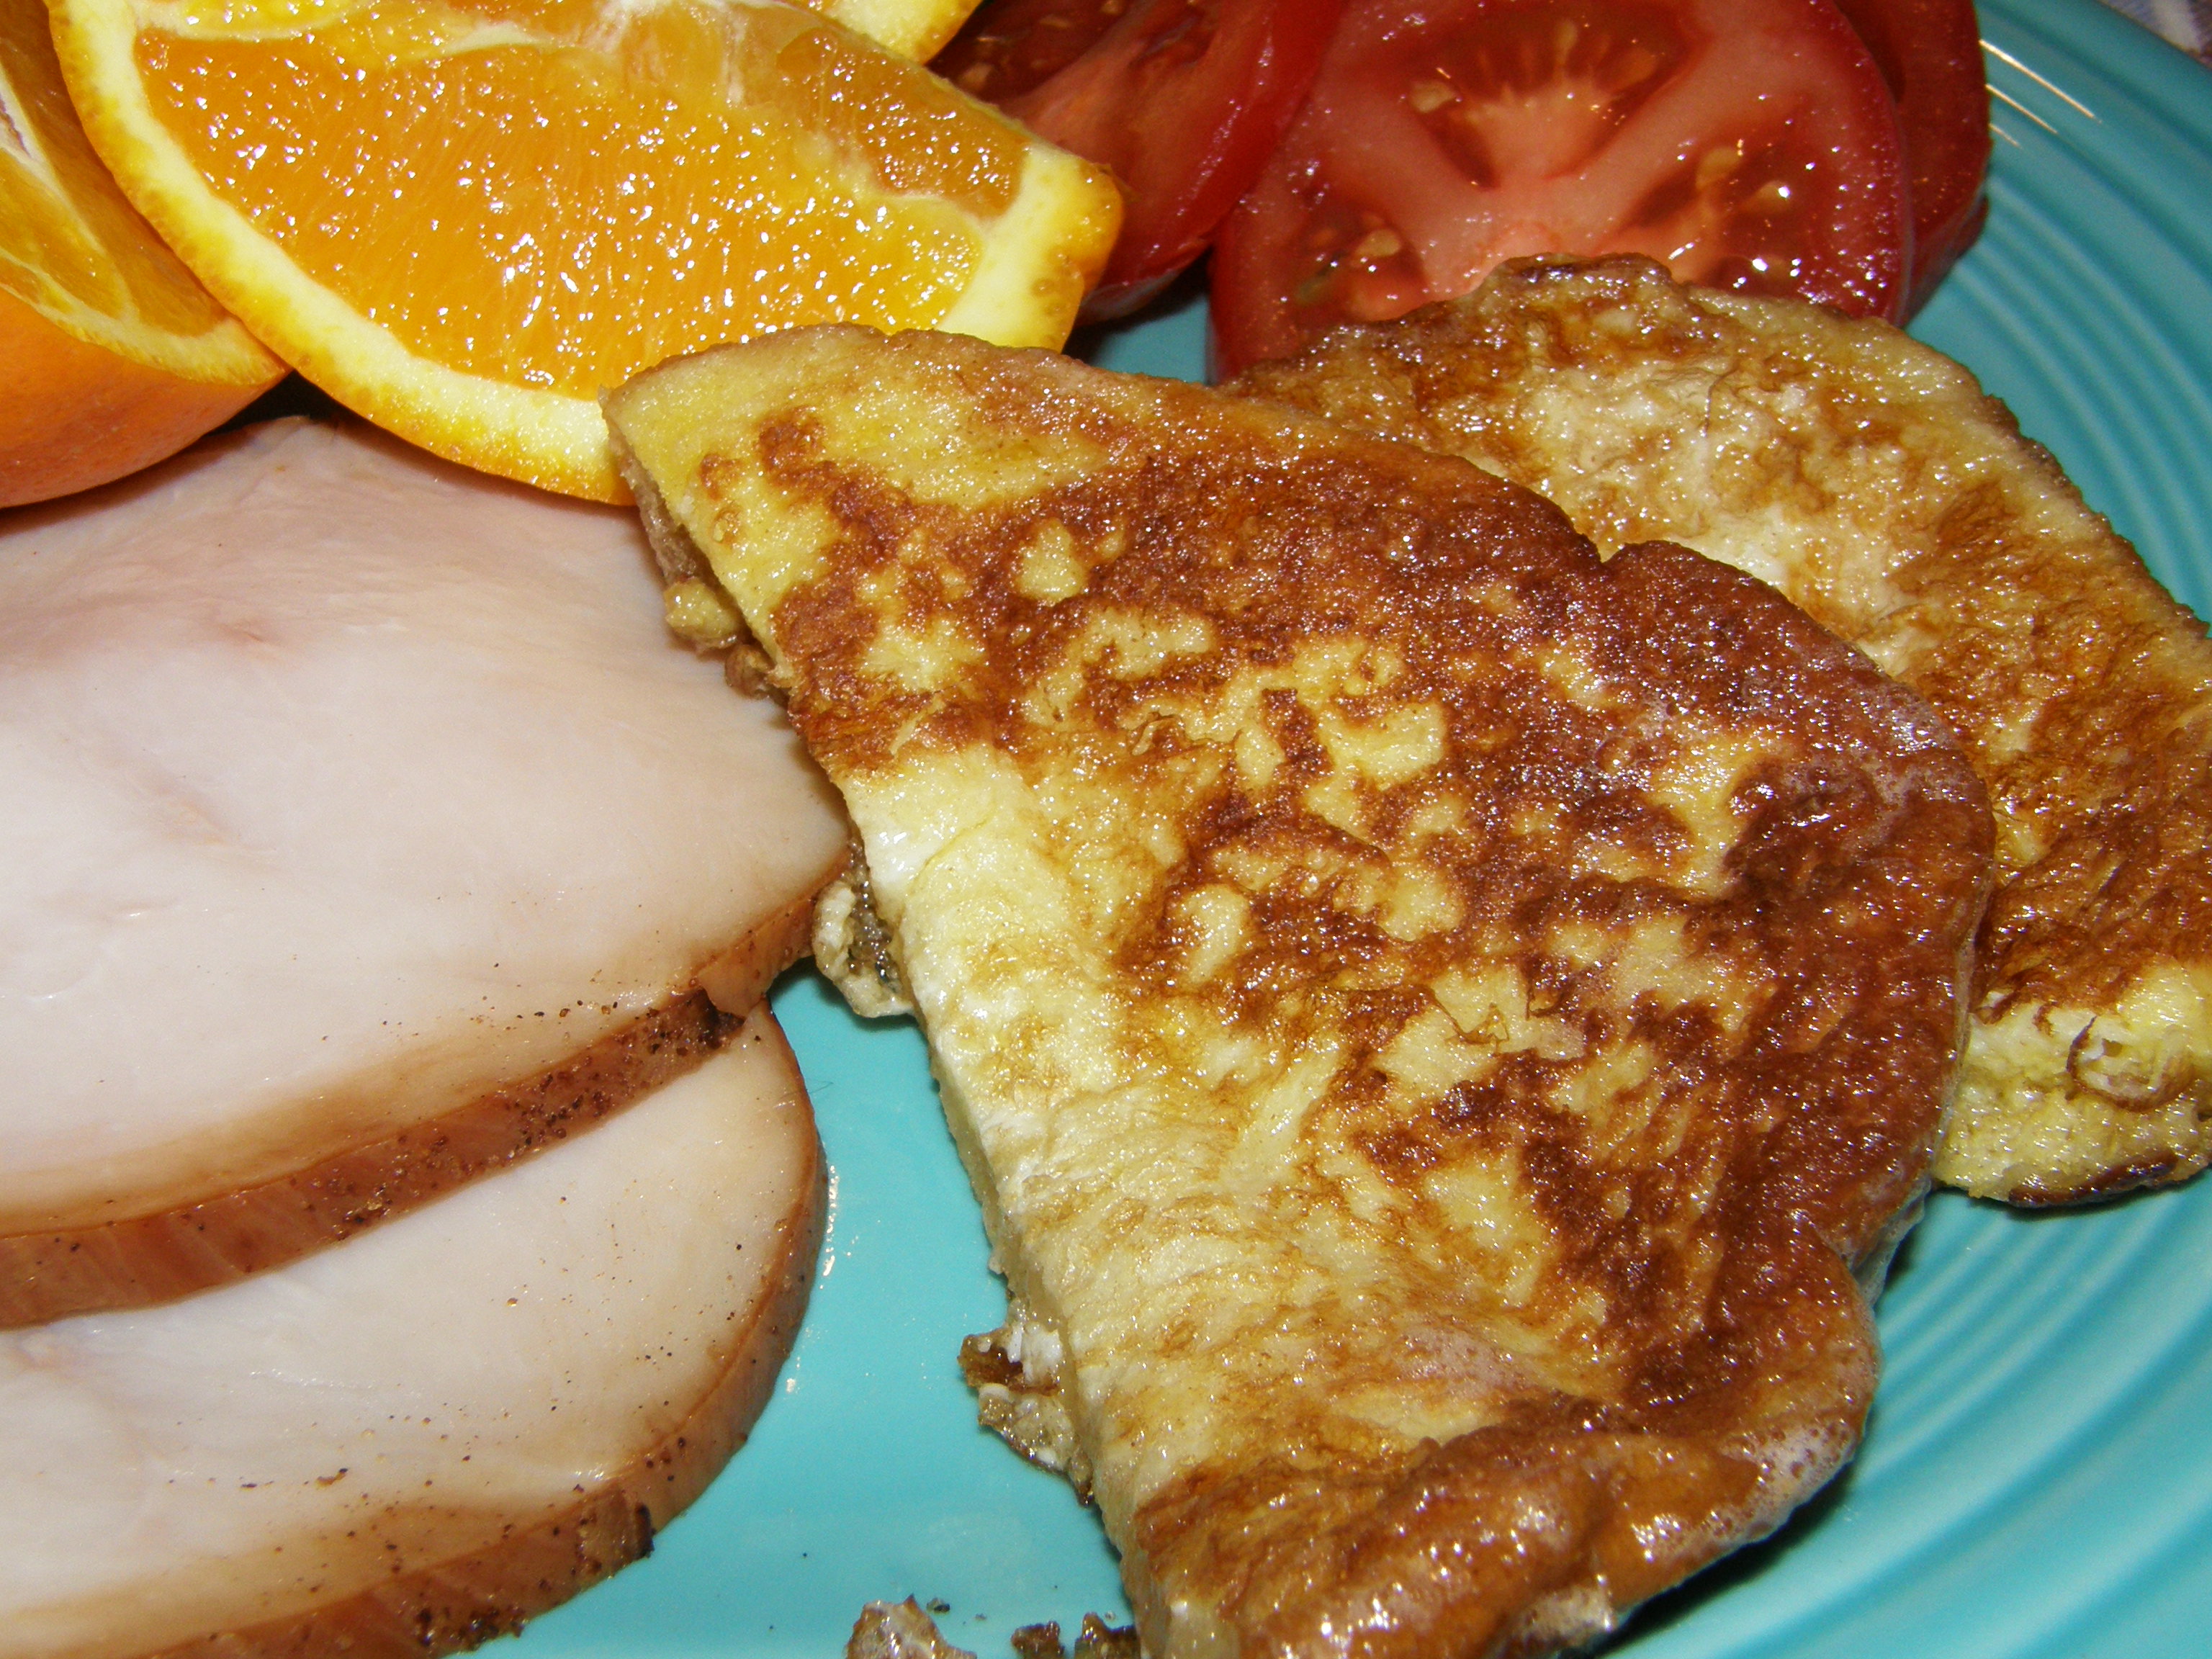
{"left": 606, "top": 328, "right": 1990, "bottom": 1659}
{"left": 1238, "top": 256, "right": 2212, "bottom": 1203}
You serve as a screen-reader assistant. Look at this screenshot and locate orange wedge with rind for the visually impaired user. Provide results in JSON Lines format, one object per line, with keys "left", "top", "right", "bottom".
{"left": 50, "top": 0, "right": 1121, "bottom": 502}
{"left": 796, "top": 0, "right": 981, "bottom": 60}
{"left": 0, "top": 0, "right": 280, "bottom": 508}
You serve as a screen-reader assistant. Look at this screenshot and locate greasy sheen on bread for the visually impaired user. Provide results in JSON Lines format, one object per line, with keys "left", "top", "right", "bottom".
{"left": 1237, "top": 256, "right": 2212, "bottom": 1205}
{"left": 606, "top": 328, "right": 1991, "bottom": 1659}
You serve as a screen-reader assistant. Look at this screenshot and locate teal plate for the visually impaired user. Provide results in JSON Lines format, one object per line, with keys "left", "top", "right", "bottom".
{"left": 516, "top": 1, "right": 2212, "bottom": 1653}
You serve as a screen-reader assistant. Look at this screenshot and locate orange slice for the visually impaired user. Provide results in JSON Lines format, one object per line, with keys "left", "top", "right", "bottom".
{"left": 49, "top": 0, "right": 1121, "bottom": 501}
{"left": 797, "top": 0, "right": 981, "bottom": 60}
{"left": 0, "top": 0, "right": 280, "bottom": 508}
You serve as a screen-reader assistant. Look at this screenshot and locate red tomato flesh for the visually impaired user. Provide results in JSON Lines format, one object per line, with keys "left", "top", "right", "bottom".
{"left": 932, "top": 0, "right": 1125, "bottom": 103}
{"left": 935, "top": 0, "right": 1347, "bottom": 319}
{"left": 1831, "top": 0, "right": 1991, "bottom": 315}
{"left": 1210, "top": 0, "right": 1911, "bottom": 376}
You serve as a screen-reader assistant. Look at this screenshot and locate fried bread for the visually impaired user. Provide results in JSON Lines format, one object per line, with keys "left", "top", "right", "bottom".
{"left": 606, "top": 328, "right": 1990, "bottom": 1659}
{"left": 1237, "top": 256, "right": 2212, "bottom": 1204}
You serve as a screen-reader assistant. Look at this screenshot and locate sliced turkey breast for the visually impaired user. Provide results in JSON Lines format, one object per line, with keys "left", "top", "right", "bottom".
{"left": 0, "top": 421, "right": 846, "bottom": 1321}
{"left": 0, "top": 1006, "right": 819, "bottom": 1659}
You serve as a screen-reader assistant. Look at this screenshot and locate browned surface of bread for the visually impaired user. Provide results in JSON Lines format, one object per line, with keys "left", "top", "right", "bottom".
{"left": 1239, "top": 256, "right": 2212, "bottom": 1204}
{"left": 606, "top": 327, "right": 1990, "bottom": 1659}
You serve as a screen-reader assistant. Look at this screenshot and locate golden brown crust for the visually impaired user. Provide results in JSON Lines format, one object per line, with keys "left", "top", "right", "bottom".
{"left": 1239, "top": 255, "right": 2212, "bottom": 1204}
{"left": 606, "top": 328, "right": 1991, "bottom": 1659}
{"left": 130, "top": 1018, "right": 825, "bottom": 1659}
{"left": 0, "top": 884, "right": 827, "bottom": 1326}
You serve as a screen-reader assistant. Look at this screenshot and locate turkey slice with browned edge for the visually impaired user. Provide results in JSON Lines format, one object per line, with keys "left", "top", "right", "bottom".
{"left": 0, "top": 1005, "right": 819, "bottom": 1659}
{"left": 0, "top": 421, "right": 845, "bottom": 1322}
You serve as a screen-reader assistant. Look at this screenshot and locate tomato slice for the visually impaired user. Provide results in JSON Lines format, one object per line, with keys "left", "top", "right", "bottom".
{"left": 1830, "top": 0, "right": 1991, "bottom": 315}
{"left": 932, "top": 0, "right": 1124, "bottom": 104}
{"left": 1209, "top": 0, "right": 1911, "bottom": 376}
{"left": 934, "top": 0, "right": 1347, "bottom": 319}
